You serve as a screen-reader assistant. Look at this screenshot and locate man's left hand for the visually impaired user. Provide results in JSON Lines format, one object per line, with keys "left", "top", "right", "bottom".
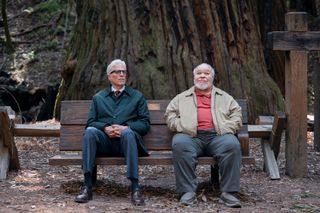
{"left": 111, "top": 124, "right": 128, "bottom": 137}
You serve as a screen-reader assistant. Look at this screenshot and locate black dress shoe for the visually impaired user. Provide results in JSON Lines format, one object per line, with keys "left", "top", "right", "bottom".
{"left": 131, "top": 189, "right": 145, "bottom": 206}
{"left": 74, "top": 186, "right": 92, "bottom": 203}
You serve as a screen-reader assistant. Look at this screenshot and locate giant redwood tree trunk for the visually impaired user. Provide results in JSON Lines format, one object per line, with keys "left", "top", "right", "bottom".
{"left": 60, "top": 0, "right": 284, "bottom": 121}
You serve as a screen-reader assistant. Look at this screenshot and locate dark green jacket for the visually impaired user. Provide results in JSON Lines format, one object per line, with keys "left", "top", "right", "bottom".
{"left": 86, "top": 85, "right": 150, "bottom": 156}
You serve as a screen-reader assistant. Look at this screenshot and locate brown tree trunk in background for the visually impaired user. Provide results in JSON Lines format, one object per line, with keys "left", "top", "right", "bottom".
{"left": 312, "top": 54, "right": 320, "bottom": 151}
{"left": 61, "top": 0, "right": 284, "bottom": 121}
{"left": 257, "top": 0, "right": 286, "bottom": 96}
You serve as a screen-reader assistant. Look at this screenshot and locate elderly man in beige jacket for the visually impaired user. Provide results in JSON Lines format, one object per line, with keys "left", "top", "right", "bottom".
{"left": 165, "top": 63, "right": 242, "bottom": 208}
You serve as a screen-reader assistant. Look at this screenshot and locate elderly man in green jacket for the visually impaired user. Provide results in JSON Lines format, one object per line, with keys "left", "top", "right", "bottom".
{"left": 165, "top": 63, "right": 242, "bottom": 208}
{"left": 74, "top": 59, "right": 150, "bottom": 205}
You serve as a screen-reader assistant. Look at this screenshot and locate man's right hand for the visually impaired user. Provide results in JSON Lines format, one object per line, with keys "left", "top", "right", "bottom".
{"left": 104, "top": 126, "right": 118, "bottom": 138}
{"left": 104, "top": 125, "right": 128, "bottom": 138}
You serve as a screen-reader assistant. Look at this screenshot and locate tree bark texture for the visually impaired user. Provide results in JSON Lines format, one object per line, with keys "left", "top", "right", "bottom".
{"left": 257, "top": 0, "right": 286, "bottom": 96}
{"left": 62, "top": 0, "right": 284, "bottom": 121}
{"left": 312, "top": 53, "right": 320, "bottom": 151}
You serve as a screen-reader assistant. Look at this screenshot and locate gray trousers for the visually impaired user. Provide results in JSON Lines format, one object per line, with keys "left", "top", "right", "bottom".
{"left": 82, "top": 127, "right": 139, "bottom": 180}
{"left": 172, "top": 131, "right": 241, "bottom": 193}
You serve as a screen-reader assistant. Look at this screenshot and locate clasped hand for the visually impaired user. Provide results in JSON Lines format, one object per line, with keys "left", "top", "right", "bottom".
{"left": 104, "top": 124, "right": 128, "bottom": 138}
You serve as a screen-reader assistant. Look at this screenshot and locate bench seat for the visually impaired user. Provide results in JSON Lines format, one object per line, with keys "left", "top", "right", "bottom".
{"left": 48, "top": 99, "right": 253, "bottom": 166}
{"left": 49, "top": 153, "right": 255, "bottom": 166}
{"left": 0, "top": 99, "right": 286, "bottom": 181}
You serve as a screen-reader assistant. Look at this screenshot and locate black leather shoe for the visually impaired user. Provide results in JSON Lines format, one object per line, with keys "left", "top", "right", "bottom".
{"left": 74, "top": 186, "right": 92, "bottom": 203}
{"left": 131, "top": 189, "right": 145, "bottom": 206}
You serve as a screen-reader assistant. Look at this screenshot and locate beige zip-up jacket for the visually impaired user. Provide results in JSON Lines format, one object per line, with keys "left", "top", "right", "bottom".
{"left": 164, "top": 86, "right": 242, "bottom": 136}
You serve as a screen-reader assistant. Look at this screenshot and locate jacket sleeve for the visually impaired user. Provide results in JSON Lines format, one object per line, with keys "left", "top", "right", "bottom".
{"left": 224, "top": 98, "right": 242, "bottom": 133}
{"left": 164, "top": 96, "right": 183, "bottom": 132}
{"left": 86, "top": 98, "right": 107, "bottom": 130}
{"left": 126, "top": 96, "right": 150, "bottom": 136}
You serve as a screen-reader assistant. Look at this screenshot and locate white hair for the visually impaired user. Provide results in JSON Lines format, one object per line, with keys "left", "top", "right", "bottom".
{"left": 106, "top": 59, "right": 126, "bottom": 75}
{"left": 193, "top": 63, "right": 215, "bottom": 76}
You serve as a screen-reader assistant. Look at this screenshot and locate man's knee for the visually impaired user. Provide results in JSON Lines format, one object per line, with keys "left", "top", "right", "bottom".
{"left": 121, "top": 128, "right": 137, "bottom": 147}
{"left": 83, "top": 127, "right": 101, "bottom": 142}
{"left": 121, "top": 128, "right": 136, "bottom": 143}
{"left": 122, "top": 128, "right": 135, "bottom": 137}
{"left": 223, "top": 134, "right": 241, "bottom": 150}
{"left": 172, "top": 133, "right": 193, "bottom": 153}
{"left": 84, "top": 127, "right": 99, "bottom": 136}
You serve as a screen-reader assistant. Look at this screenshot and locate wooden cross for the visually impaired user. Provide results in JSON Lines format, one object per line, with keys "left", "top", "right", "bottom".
{"left": 267, "top": 12, "right": 320, "bottom": 177}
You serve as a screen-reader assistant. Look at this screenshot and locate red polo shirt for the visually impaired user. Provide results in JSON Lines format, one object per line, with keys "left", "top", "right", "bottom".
{"left": 196, "top": 91, "right": 214, "bottom": 130}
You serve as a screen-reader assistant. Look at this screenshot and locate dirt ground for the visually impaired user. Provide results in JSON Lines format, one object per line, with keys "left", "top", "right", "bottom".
{"left": 2, "top": 1, "right": 320, "bottom": 212}
{"left": 0, "top": 132, "right": 320, "bottom": 213}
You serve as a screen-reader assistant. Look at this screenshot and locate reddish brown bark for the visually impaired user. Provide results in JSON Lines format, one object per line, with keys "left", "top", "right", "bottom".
{"left": 62, "top": 0, "right": 285, "bottom": 121}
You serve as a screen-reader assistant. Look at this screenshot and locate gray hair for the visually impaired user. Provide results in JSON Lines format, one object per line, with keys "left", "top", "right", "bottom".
{"left": 193, "top": 63, "right": 215, "bottom": 76}
{"left": 106, "top": 59, "right": 126, "bottom": 75}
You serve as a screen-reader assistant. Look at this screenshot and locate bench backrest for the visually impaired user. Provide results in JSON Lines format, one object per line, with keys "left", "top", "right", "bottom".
{"left": 60, "top": 99, "right": 248, "bottom": 152}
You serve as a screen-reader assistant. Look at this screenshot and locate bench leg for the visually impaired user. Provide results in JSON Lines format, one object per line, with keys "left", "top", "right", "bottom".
{"left": 0, "top": 146, "right": 10, "bottom": 180}
{"left": 92, "top": 166, "right": 97, "bottom": 186}
{"left": 261, "top": 139, "right": 280, "bottom": 180}
{"left": 211, "top": 164, "right": 220, "bottom": 191}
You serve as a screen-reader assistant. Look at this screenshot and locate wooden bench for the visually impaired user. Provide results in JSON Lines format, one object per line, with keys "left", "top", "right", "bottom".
{"left": 0, "top": 99, "right": 286, "bottom": 181}
{"left": 249, "top": 112, "right": 286, "bottom": 179}
{"left": 49, "top": 99, "right": 254, "bottom": 163}
{"left": 48, "top": 99, "right": 253, "bottom": 187}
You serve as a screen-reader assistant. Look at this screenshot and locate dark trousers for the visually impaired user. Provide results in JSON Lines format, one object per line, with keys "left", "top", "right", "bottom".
{"left": 82, "top": 127, "right": 139, "bottom": 180}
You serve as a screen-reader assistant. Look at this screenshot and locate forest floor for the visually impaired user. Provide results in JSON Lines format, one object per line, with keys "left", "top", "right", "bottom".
{"left": 0, "top": 132, "right": 320, "bottom": 213}
{"left": 1, "top": 1, "right": 320, "bottom": 212}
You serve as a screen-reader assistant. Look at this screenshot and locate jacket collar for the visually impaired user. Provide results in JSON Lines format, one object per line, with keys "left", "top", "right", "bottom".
{"left": 184, "top": 85, "right": 223, "bottom": 97}
{"left": 104, "top": 85, "right": 132, "bottom": 97}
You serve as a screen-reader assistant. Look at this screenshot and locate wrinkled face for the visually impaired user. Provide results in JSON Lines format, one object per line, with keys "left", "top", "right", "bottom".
{"left": 193, "top": 66, "right": 214, "bottom": 90}
{"left": 107, "top": 64, "right": 127, "bottom": 88}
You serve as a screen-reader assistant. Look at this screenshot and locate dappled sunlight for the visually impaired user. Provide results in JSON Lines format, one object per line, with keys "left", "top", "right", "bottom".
{"left": 307, "top": 132, "right": 314, "bottom": 145}
{"left": 15, "top": 137, "right": 59, "bottom": 152}
{"left": 11, "top": 170, "right": 45, "bottom": 192}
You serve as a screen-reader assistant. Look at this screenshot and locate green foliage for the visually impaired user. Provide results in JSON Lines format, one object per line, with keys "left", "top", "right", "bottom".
{"left": 291, "top": 192, "right": 320, "bottom": 212}
{"left": 292, "top": 203, "right": 320, "bottom": 212}
{"left": 23, "top": 50, "right": 39, "bottom": 63}
{"left": 24, "top": 0, "right": 67, "bottom": 21}
{"left": 52, "top": 25, "right": 65, "bottom": 37}
{"left": 24, "top": 0, "right": 65, "bottom": 14}
{"left": 300, "top": 192, "right": 320, "bottom": 199}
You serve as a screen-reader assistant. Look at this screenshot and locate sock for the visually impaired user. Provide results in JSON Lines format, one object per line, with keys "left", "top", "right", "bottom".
{"left": 84, "top": 172, "right": 93, "bottom": 190}
{"left": 130, "top": 178, "right": 140, "bottom": 191}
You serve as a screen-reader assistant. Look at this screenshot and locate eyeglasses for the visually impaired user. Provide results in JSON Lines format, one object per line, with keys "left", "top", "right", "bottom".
{"left": 110, "top": 70, "right": 126, "bottom": 75}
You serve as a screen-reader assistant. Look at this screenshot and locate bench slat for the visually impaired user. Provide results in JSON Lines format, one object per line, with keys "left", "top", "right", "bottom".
{"left": 14, "top": 124, "right": 60, "bottom": 137}
{"left": 49, "top": 153, "right": 255, "bottom": 165}
{"left": 60, "top": 99, "right": 248, "bottom": 124}
{"left": 237, "top": 99, "right": 248, "bottom": 124}
{"left": 60, "top": 100, "right": 170, "bottom": 125}
{"left": 60, "top": 125, "right": 174, "bottom": 151}
{"left": 248, "top": 125, "right": 272, "bottom": 138}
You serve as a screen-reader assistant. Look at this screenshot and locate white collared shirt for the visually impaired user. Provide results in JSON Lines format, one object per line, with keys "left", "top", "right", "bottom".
{"left": 111, "top": 86, "right": 125, "bottom": 93}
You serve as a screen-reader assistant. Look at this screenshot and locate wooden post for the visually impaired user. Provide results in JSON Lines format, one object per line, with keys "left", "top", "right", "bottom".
{"left": 285, "top": 12, "right": 308, "bottom": 177}
{"left": 267, "top": 12, "right": 320, "bottom": 177}
{"left": 313, "top": 53, "right": 320, "bottom": 151}
{"left": 0, "top": 109, "right": 20, "bottom": 177}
